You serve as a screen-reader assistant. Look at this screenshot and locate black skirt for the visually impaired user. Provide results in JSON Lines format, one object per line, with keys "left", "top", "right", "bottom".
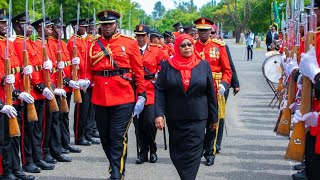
{"left": 166, "top": 118, "right": 207, "bottom": 180}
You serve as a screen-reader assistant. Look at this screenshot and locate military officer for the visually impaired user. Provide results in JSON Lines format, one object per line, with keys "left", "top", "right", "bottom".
{"left": 172, "top": 22, "right": 183, "bottom": 37}
{"left": 50, "top": 17, "right": 82, "bottom": 154}
{"left": 0, "top": 10, "right": 35, "bottom": 180}
{"left": 133, "top": 24, "right": 166, "bottom": 164}
{"left": 67, "top": 18, "right": 99, "bottom": 146}
{"left": 89, "top": 10, "right": 146, "bottom": 180}
{"left": 194, "top": 17, "right": 232, "bottom": 166}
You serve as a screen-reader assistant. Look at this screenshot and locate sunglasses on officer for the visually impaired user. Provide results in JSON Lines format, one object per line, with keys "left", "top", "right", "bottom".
{"left": 179, "top": 43, "right": 193, "bottom": 48}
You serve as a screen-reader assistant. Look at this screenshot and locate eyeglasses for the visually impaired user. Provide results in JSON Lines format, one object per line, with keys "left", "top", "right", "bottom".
{"left": 180, "top": 43, "right": 193, "bottom": 48}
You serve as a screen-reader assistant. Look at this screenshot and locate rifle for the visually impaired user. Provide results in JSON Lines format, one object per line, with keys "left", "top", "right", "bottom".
{"left": 277, "top": 0, "right": 301, "bottom": 136}
{"left": 5, "top": 0, "right": 20, "bottom": 136}
{"left": 57, "top": 4, "right": 69, "bottom": 113}
{"left": 285, "top": 0, "right": 317, "bottom": 162}
{"left": 72, "top": 1, "right": 82, "bottom": 103}
{"left": 23, "top": 0, "right": 38, "bottom": 122}
{"left": 41, "top": 0, "right": 59, "bottom": 112}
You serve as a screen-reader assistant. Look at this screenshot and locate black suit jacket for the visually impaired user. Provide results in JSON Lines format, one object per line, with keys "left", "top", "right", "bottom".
{"left": 266, "top": 31, "right": 279, "bottom": 47}
{"left": 225, "top": 45, "right": 239, "bottom": 88}
{"left": 155, "top": 60, "right": 218, "bottom": 123}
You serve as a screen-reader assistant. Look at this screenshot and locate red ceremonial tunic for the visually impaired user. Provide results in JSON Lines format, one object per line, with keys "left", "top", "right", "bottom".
{"left": 89, "top": 33, "right": 145, "bottom": 106}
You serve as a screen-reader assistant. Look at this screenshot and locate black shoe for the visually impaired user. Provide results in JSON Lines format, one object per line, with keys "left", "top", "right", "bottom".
{"left": 216, "top": 145, "right": 221, "bottom": 154}
{"left": 92, "top": 131, "right": 100, "bottom": 138}
{"left": 22, "top": 163, "right": 41, "bottom": 173}
{"left": 76, "top": 139, "right": 92, "bottom": 146}
{"left": 0, "top": 173, "right": 17, "bottom": 180}
{"left": 34, "top": 160, "right": 55, "bottom": 170}
{"left": 54, "top": 154, "right": 72, "bottom": 162}
{"left": 63, "top": 144, "right": 82, "bottom": 153}
{"left": 13, "top": 171, "right": 35, "bottom": 180}
{"left": 135, "top": 155, "right": 148, "bottom": 164}
{"left": 149, "top": 154, "right": 158, "bottom": 163}
{"left": 43, "top": 154, "right": 57, "bottom": 164}
{"left": 292, "top": 170, "right": 307, "bottom": 180}
{"left": 86, "top": 137, "right": 101, "bottom": 145}
{"left": 293, "top": 162, "right": 306, "bottom": 171}
{"left": 205, "top": 158, "right": 215, "bottom": 166}
{"left": 61, "top": 147, "right": 70, "bottom": 154}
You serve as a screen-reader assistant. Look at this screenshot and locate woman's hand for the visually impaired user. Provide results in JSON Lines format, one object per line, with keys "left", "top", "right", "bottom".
{"left": 155, "top": 116, "right": 165, "bottom": 130}
{"left": 210, "top": 123, "right": 218, "bottom": 131}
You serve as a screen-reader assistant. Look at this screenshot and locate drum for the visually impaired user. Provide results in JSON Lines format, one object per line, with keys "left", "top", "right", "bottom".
{"left": 262, "top": 54, "right": 282, "bottom": 84}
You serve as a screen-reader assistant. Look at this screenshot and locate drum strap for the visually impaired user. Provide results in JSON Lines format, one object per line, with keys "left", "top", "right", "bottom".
{"left": 212, "top": 72, "right": 226, "bottom": 120}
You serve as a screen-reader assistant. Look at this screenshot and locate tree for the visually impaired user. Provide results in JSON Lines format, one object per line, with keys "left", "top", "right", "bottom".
{"left": 152, "top": 1, "right": 165, "bottom": 20}
{"left": 222, "top": 0, "right": 260, "bottom": 43}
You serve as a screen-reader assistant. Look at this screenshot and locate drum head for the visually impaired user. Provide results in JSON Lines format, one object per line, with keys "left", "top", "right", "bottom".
{"left": 262, "top": 54, "right": 282, "bottom": 84}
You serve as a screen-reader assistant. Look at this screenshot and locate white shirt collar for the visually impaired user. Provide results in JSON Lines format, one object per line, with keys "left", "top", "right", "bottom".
{"left": 140, "top": 44, "right": 147, "bottom": 52}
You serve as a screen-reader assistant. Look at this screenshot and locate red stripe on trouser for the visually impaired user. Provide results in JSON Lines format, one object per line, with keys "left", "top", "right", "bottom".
{"left": 75, "top": 103, "right": 80, "bottom": 142}
{"left": 21, "top": 110, "right": 26, "bottom": 165}
{"left": 41, "top": 102, "right": 47, "bottom": 157}
{"left": 0, "top": 155, "right": 2, "bottom": 175}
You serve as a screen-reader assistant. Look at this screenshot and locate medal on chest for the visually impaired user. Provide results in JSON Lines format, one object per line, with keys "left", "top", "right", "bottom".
{"left": 209, "top": 47, "right": 220, "bottom": 60}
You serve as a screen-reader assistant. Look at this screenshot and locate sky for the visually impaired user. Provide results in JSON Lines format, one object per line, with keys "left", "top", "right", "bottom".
{"left": 131, "top": 0, "right": 218, "bottom": 15}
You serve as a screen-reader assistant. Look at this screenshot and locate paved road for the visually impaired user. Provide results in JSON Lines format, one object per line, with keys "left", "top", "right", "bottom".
{"left": 34, "top": 40, "right": 296, "bottom": 180}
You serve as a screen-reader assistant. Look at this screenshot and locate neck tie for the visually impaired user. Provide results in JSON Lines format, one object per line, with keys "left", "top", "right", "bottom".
{"left": 140, "top": 49, "right": 144, "bottom": 55}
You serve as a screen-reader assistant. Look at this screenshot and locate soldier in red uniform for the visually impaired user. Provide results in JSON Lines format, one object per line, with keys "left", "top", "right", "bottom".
{"left": 67, "top": 18, "right": 99, "bottom": 146}
{"left": 162, "top": 30, "right": 175, "bottom": 56}
{"left": 84, "top": 18, "right": 100, "bottom": 141}
{"left": 194, "top": 17, "right": 232, "bottom": 166}
{"left": 50, "top": 17, "right": 82, "bottom": 154}
{"left": 293, "top": 3, "right": 320, "bottom": 180}
{"left": 133, "top": 25, "right": 166, "bottom": 164}
{"left": 0, "top": 10, "right": 35, "bottom": 180}
{"left": 172, "top": 22, "right": 183, "bottom": 38}
{"left": 89, "top": 10, "right": 146, "bottom": 179}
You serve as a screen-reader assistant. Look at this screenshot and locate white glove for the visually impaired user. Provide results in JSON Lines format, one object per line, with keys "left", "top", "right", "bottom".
{"left": 43, "top": 60, "right": 53, "bottom": 70}
{"left": 23, "top": 65, "right": 33, "bottom": 75}
{"left": 42, "top": 87, "right": 54, "bottom": 100}
{"left": 54, "top": 88, "right": 67, "bottom": 98}
{"left": 133, "top": 96, "right": 146, "bottom": 118}
{"left": 78, "top": 79, "right": 90, "bottom": 92}
{"left": 284, "top": 58, "right": 291, "bottom": 76}
{"left": 218, "top": 84, "right": 226, "bottom": 96}
{"left": 302, "top": 111, "right": 319, "bottom": 127}
{"left": 18, "top": 92, "right": 34, "bottom": 104}
{"left": 0, "top": 105, "right": 17, "bottom": 118}
{"left": 299, "top": 45, "right": 320, "bottom": 83}
{"left": 72, "top": 57, "right": 80, "bottom": 65}
{"left": 57, "top": 61, "right": 65, "bottom": 69}
{"left": 68, "top": 80, "right": 80, "bottom": 89}
{"left": 292, "top": 110, "right": 302, "bottom": 124}
{"left": 287, "top": 54, "right": 299, "bottom": 75}
{"left": 5, "top": 74, "right": 15, "bottom": 84}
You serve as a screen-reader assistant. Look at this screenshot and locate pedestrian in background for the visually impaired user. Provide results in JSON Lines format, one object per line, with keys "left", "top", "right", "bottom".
{"left": 246, "top": 29, "right": 254, "bottom": 61}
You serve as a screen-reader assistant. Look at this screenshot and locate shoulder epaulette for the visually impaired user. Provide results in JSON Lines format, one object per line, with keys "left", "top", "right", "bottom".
{"left": 16, "top": 35, "right": 24, "bottom": 39}
{"left": 0, "top": 36, "right": 4, "bottom": 41}
{"left": 149, "top": 43, "right": 162, "bottom": 48}
{"left": 212, "top": 39, "right": 225, "bottom": 46}
{"left": 120, "top": 34, "right": 136, "bottom": 40}
{"left": 90, "top": 34, "right": 101, "bottom": 42}
{"left": 193, "top": 39, "right": 197, "bottom": 44}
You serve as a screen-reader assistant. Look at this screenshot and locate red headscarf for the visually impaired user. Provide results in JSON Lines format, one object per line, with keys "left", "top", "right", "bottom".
{"left": 168, "top": 34, "right": 201, "bottom": 91}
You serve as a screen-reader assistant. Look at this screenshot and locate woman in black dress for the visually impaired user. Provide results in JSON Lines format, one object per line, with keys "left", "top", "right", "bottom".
{"left": 155, "top": 34, "right": 218, "bottom": 180}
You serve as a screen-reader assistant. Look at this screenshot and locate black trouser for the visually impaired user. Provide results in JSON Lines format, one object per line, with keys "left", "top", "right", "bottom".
{"left": 95, "top": 103, "right": 134, "bottom": 179}
{"left": 1, "top": 104, "right": 23, "bottom": 175}
{"left": 167, "top": 118, "right": 206, "bottom": 180}
{"left": 43, "top": 97, "right": 62, "bottom": 157}
{"left": 21, "top": 100, "right": 45, "bottom": 164}
{"left": 60, "top": 92, "right": 72, "bottom": 147}
{"left": 74, "top": 89, "right": 92, "bottom": 143}
{"left": 134, "top": 104, "right": 157, "bottom": 158}
{"left": 85, "top": 101, "right": 98, "bottom": 139}
{"left": 247, "top": 45, "right": 253, "bottom": 60}
{"left": 305, "top": 131, "right": 316, "bottom": 179}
